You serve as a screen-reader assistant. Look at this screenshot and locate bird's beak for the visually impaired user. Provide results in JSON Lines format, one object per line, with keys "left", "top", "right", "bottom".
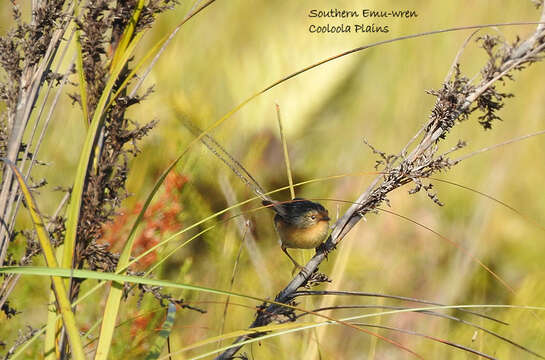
{"left": 322, "top": 216, "right": 330, "bottom": 221}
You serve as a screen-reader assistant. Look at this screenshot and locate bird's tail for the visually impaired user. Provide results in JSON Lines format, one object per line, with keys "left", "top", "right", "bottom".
{"left": 182, "top": 118, "right": 279, "bottom": 206}
{"left": 261, "top": 199, "right": 287, "bottom": 217}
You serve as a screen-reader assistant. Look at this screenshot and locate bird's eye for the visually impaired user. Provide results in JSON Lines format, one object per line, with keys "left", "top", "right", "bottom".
{"left": 310, "top": 215, "right": 316, "bottom": 220}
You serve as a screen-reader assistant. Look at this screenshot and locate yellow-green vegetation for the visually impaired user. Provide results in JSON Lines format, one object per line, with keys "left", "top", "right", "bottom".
{"left": 1, "top": 0, "right": 545, "bottom": 359}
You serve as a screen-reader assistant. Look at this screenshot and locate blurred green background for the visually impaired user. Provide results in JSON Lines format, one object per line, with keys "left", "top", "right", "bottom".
{"left": 1, "top": 0, "right": 545, "bottom": 358}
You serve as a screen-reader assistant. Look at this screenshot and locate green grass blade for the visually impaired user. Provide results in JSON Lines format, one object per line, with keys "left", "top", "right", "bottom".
{"left": 44, "top": 288, "right": 58, "bottom": 360}
{"left": 94, "top": 281, "right": 124, "bottom": 359}
{"left": 0, "top": 266, "right": 262, "bottom": 300}
{"left": 109, "top": 0, "right": 145, "bottom": 71}
{"left": 1, "top": 160, "right": 86, "bottom": 360}
{"left": 44, "top": 245, "right": 65, "bottom": 360}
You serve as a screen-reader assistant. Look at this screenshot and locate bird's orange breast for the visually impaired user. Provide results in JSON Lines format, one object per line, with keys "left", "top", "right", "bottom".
{"left": 275, "top": 220, "right": 329, "bottom": 249}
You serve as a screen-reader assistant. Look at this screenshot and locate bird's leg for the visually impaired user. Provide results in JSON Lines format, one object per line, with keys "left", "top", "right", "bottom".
{"left": 282, "top": 246, "right": 311, "bottom": 277}
{"left": 281, "top": 246, "right": 302, "bottom": 268}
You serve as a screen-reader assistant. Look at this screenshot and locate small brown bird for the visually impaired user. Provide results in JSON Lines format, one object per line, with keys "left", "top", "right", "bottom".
{"left": 185, "top": 121, "right": 330, "bottom": 268}
{"left": 262, "top": 198, "right": 330, "bottom": 268}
